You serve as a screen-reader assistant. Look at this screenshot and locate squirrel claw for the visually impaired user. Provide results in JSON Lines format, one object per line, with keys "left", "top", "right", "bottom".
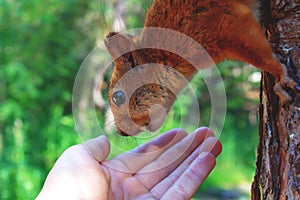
{"left": 274, "top": 82, "right": 292, "bottom": 103}
{"left": 273, "top": 71, "right": 299, "bottom": 103}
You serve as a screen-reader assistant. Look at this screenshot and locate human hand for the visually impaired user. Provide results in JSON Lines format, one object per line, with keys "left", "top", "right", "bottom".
{"left": 36, "top": 127, "right": 222, "bottom": 200}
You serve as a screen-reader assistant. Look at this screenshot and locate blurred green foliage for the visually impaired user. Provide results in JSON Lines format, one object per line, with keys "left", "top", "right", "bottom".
{"left": 1, "top": 0, "right": 259, "bottom": 199}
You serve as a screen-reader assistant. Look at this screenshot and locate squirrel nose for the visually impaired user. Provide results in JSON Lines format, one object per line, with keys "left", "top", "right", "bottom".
{"left": 115, "top": 104, "right": 167, "bottom": 136}
{"left": 131, "top": 114, "right": 151, "bottom": 128}
{"left": 115, "top": 126, "right": 130, "bottom": 136}
{"left": 119, "top": 130, "right": 130, "bottom": 136}
{"left": 131, "top": 104, "right": 167, "bottom": 132}
{"left": 116, "top": 119, "right": 148, "bottom": 136}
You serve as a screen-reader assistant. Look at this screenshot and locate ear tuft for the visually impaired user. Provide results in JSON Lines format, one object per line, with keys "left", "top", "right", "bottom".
{"left": 106, "top": 32, "right": 119, "bottom": 39}
{"left": 104, "top": 32, "right": 137, "bottom": 60}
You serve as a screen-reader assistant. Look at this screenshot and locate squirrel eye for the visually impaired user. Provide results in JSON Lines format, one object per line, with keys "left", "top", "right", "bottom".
{"left": 112, "top": 90, "right": 126, "bottom": 107}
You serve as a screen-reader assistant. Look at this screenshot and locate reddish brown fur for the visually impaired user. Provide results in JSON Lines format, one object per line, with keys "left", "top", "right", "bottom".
{"left": 144, "top": 0, "right": 282, "bottom": 76}
{"left": 105, "top": 0, "right": 285, "bottom": 136}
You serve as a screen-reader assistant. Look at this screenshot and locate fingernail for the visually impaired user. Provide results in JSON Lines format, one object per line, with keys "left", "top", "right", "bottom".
{"left": 198, "top": 152, "right": 210, "bottom": 159}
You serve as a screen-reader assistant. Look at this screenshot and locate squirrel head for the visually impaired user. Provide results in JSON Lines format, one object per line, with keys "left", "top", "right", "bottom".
{"left": 104, "top": 32, "right": 185, "bottom": 136}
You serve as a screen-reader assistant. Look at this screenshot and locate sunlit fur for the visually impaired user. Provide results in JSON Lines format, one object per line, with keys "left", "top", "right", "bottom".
{"left": 105, "top": 0, "right": 283, "bottom": 136}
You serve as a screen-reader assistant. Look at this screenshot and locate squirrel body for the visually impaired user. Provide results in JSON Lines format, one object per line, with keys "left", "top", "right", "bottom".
{"left": 144, "top": 0, "right": 282, "bottom": 77}
{"left": 105, "top": 0, "right": 287, "bottom": 136}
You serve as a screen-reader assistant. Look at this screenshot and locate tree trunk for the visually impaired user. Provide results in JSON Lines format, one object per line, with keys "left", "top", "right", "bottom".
{"left": 251, "top": 0, "right": 300, "bottom": 199}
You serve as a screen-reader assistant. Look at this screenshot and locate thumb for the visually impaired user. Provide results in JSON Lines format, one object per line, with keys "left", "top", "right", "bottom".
{"left": 83, "top": 135, "right": 111, "bottom": 162}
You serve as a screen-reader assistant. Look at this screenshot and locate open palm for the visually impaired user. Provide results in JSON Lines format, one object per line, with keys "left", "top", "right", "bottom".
{"left": 37, "top": 127, "right": 222, "bottom": 200}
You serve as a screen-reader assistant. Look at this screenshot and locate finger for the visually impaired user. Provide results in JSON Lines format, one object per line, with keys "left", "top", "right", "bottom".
{"left": 132, "top": 128, "right": 188, "bottom": 154}
{"left": 104, "top": 129, "right": 187, "bottom": 173}
{"left": 161, "top": 152, "right": 216, "bottom": 200}
{"left": 198, "top": 137, "right": 222, "bottom": 157}
{"left": 134, "top": 127, "right": 214, "bottom": 190}
{"left": 150, "top": 137, "right": 221, "bottom": 198}
{"left": 82, "top": 135, "right": 111, "bottom": 162}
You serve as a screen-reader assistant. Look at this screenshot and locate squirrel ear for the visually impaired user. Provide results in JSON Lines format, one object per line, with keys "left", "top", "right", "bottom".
{"left": 104, "top": 32, "right": 137, "bottom": 61}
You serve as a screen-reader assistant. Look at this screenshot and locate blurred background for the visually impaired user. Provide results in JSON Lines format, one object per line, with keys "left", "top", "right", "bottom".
{"left": 0, "top": 0, "right": 261, "bottom": 199}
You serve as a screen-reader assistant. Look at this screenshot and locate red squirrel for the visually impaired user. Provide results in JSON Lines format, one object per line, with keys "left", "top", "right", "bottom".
{"left": 104, "top": 0, "right": 296, "bottom": 136}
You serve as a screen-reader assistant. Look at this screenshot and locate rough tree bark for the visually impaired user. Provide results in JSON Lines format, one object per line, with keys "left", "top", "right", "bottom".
{"left": 251, "top": 0, "right": 300, "bottom": 199}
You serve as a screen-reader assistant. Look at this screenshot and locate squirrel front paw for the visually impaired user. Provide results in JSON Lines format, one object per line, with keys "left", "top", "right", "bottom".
{"left": 274, "top": 47, "right": 300, "bottom": 103}
{"left": 274, "top": 77, "right": 294, "bottom": 103}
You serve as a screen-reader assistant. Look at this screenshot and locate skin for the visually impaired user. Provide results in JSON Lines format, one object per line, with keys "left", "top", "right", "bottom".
{"left": 36, "top": 127, "right": 222, "bottom": 200}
